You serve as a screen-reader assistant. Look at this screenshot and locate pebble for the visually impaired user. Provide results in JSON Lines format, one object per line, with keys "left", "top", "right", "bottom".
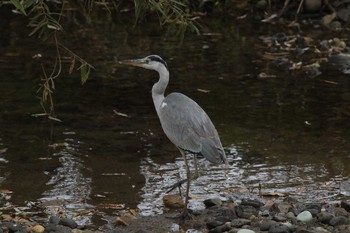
{"left": 303, "top": 203, "right": 321, "bottom": 216}
{"left": 206, "top": 220, "right": 224, "bottom": 229}
{"left": 163, "top": 194, "right": 184, "bottom": 209}
{"left": 317, "top": 212, "right": 333, "bottom": 224}
{"left": 235, "top": 205, "right": 259, "bottom": 218}
{"left": 49, "top": 216, "right": 61, "bottom": 225}
{"left": 208, "top": 222, "right": 231, "bottom": 233}
{"left": 341, "top": 200, "right": 350, "bottom": 213}
{"left": 268, "top": 223, "right": 290, "bottom": 233}
{"left": 260, "top": 220, "right": 277, "bottom": 231}
{"left": 314, "top": 227, "right": 331, "bottom": 233}
{"left": 334, "top": 207, "right": 349, "bottom": 217}
{"left": 231, "top": 218, "right": 251, "bottom": 228}
{"left": 204, "top": 198, "right": 222, "bottom": 208}
{"left": 272, "top": 214, "right": 287, "bottom": 222}
{"left": 329, "top": 216, "right": 350, "bottom": 226}
{"left": 58, "top": 218, "right": 78, "bottom": 229}
{"left": 237, "top": 229, "right": 255, "bottom": 233}
{"left": 241, "top": 198, "right": 264, "bottom": 208}
{"left": 297, "top": 211, "right": 313, "bottom": 223}
{"left": 31, "top": 224, "right": 45, "bottom": 233}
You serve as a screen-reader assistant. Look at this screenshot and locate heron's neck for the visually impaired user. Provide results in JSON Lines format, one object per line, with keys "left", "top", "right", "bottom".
{"left": 152, "top": 66, "right": 169, "bottom": 115}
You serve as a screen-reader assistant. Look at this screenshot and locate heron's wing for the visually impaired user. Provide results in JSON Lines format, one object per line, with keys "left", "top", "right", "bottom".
{"left": 158, "top": 92, "right": 226, "bottom": 164}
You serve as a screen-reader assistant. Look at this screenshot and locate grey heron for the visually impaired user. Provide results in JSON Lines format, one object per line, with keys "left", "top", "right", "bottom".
{"left": 119, "top": 55, "right": 227, "bottom": 216}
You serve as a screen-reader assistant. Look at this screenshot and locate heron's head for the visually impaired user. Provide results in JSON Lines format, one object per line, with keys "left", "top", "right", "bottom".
{"left": 119, "top": 55, "right": 168, "bottom": 72}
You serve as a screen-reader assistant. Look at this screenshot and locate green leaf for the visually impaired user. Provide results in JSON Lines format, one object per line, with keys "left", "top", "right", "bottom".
{"left": 79, "top": 64, "right": 90, "bottom": 85}
{"left": 10, "top": 0, "right": 27, "bottom": 15}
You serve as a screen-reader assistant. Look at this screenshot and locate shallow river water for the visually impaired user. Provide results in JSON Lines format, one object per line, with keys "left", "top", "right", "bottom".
{"left": 1, "top": 11, "right": 350, "bottom": 226}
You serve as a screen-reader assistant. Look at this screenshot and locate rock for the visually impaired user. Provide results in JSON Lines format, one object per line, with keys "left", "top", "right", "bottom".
{"left": 241, "top": 198, "right": 264, "bottom": 209}
{"left": 341, "top": 201, "right": 350, "bottom": 213}
{"left": 297, "top": 211, "right": 313, "bottom": 223}
{"left": 329, "top": 216, "right": 350, "bottom": 226}
{"left": 49, "top": 216, "right": 61, "bottom": 224}
{"left": 31, "top": 225, "right": 45, "bottom": 233}
{"left": 334, "top": 207, "right": 349, "bottom": 217}
{"left": 2, "top": 222, "right": 23, "bottom": 232}
{"left": 314, "top": 227, "right": 331, "bottom": 233}
{"left": 216, "top": 207, "right": 237, "bottom": 221}
{"left": 296, "top": 228, "right": 313, "bottom": 233}
{"left": 340, "top": 180, "right": 350, "bottom": 196}
{"left": 317, "top": 212, "right": 333, "bottom": 224}
{"left": 322, "top": 12, "right": 337, "bottom": 26}
{"left": 303, "top": 203, "right": 321, "bottom": 216}
{"left": 237, "top": 229, "right": 255, "bottom": 233}
{"left": 58, "top": 218, "right": 78, "bottom": 229}
{"left": 163, "top": 194, "right": 184, "bottom": 209}
{"left": 44, "top": 224, "right": 58, "bottom": 232}
{"left": 260, "top": 221, "right": 277, "bottom": 231}
{"left": 235, "top": 205, "right": 259, "bottom": 219}
{"left": 204, "top": 198, "right": 222, "bottom": 208}
{"left": 207, "top": 220, "right": 224, "bottom": 230}
{"left": 231, "top": 218, "right": 251, "bottom": 228}
{"left": 286, "top": 212, "right": 295, "bottom": 219}
{"left": 268, "top": 223, "right": 290, "bottom": 233}
{"left": 208, "top": 222, "right": 231, "bottom": 233}
{"left": 272, "top": 214, "right": 287, "bottom": 222}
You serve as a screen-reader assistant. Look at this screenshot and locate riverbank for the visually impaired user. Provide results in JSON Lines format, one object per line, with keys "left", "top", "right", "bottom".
{"left": 1, "top": 193, "right": 350, "bottom": 233}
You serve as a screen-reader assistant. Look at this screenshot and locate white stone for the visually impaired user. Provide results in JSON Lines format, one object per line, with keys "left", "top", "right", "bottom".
{"left": 237, "top": 229, "right": 255, "bottom": 233}
{"left": 297, "top": 210, "right": 313, "bottom": 222}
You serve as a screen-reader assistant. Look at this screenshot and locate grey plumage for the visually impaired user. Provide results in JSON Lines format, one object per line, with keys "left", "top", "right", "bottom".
{"left": 119, "top": 55, "right": 227, "bottom": 215}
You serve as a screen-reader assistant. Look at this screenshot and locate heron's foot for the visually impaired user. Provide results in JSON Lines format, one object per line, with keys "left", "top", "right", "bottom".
{"left": 166, "top": 179, "right": 187, "bottom": 193}
{"left": 180, "top": 208, "right": 194, "bottom": 221}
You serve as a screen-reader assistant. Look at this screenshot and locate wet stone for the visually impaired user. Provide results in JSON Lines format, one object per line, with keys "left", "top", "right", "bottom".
{"left": 49, "top": 216, "right": 61, "bottom": 225}
{"left": 272, "top": 214, "right": 287, "bottom": 222}
{"left": 204, "top": 198, "right": 222, "bottom": 208}
{"left": 208, "top": 222, "right": 231, "bottom": 233}
{"left": 268, "top": 223, "right": 291, "bottom": 233}
{"left": 2, "top": 222, "right": 24, "bottom": 232}
{"left": 231, "top": 218, "right": 251, "bottom": 228}
{"left": 163, "top": 194, "right": 184, "bottom": 209}
{"left": 216, "top": 206, "right": 237, "bottom": 221}
{"left": 235, "top": 205, "right": 259, "bottom": 219}
{"left": 241, "top": 198, "right": 264, "bottom": 209}
{"left": 314, "top": 227, "right": 331, "bottom": 233}
{"left": 296, "top": 228, "right": 313, "bottom": 233}
{"left": 206, "top": 220, "right": 224, "bottom": 230}
{"left": 334, "top": 207, "right": 349, "bottom": 217}
{"left": 329, "top": 216, "right": 350, "bottom": 226}
{"left": 303, "top": 203, "right": 321, "bottom": 216}
{"left": 340, "top": 201, "right": 350, "bottom": 213}
{"left": 58, "top": 218, "right": 78, "bottom": 229}
{"left": 259, "top": 220, "right": 277, "bottom": 231}
{"left": 44, "top": 223, "right": 58, "bottom": 232}
{"left": 317, "top": 212, "right": 333, "bottom": 224}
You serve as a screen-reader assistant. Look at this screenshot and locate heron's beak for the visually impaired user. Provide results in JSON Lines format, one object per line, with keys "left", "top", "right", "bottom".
{"left": 119, "top": 58, "right": 147, "bottom": 67}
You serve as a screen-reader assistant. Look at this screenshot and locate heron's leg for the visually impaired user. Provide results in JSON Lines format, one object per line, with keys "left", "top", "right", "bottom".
{"left": 180, "top": 150, "right": 191, "bottom": 215}
{"left": 193, "top": 154, "right": 199, "bottom": 179}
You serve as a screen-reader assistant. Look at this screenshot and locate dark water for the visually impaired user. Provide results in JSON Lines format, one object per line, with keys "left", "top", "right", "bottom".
{"left": 1, "top": 12, "right": 350, "bottom": 226}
